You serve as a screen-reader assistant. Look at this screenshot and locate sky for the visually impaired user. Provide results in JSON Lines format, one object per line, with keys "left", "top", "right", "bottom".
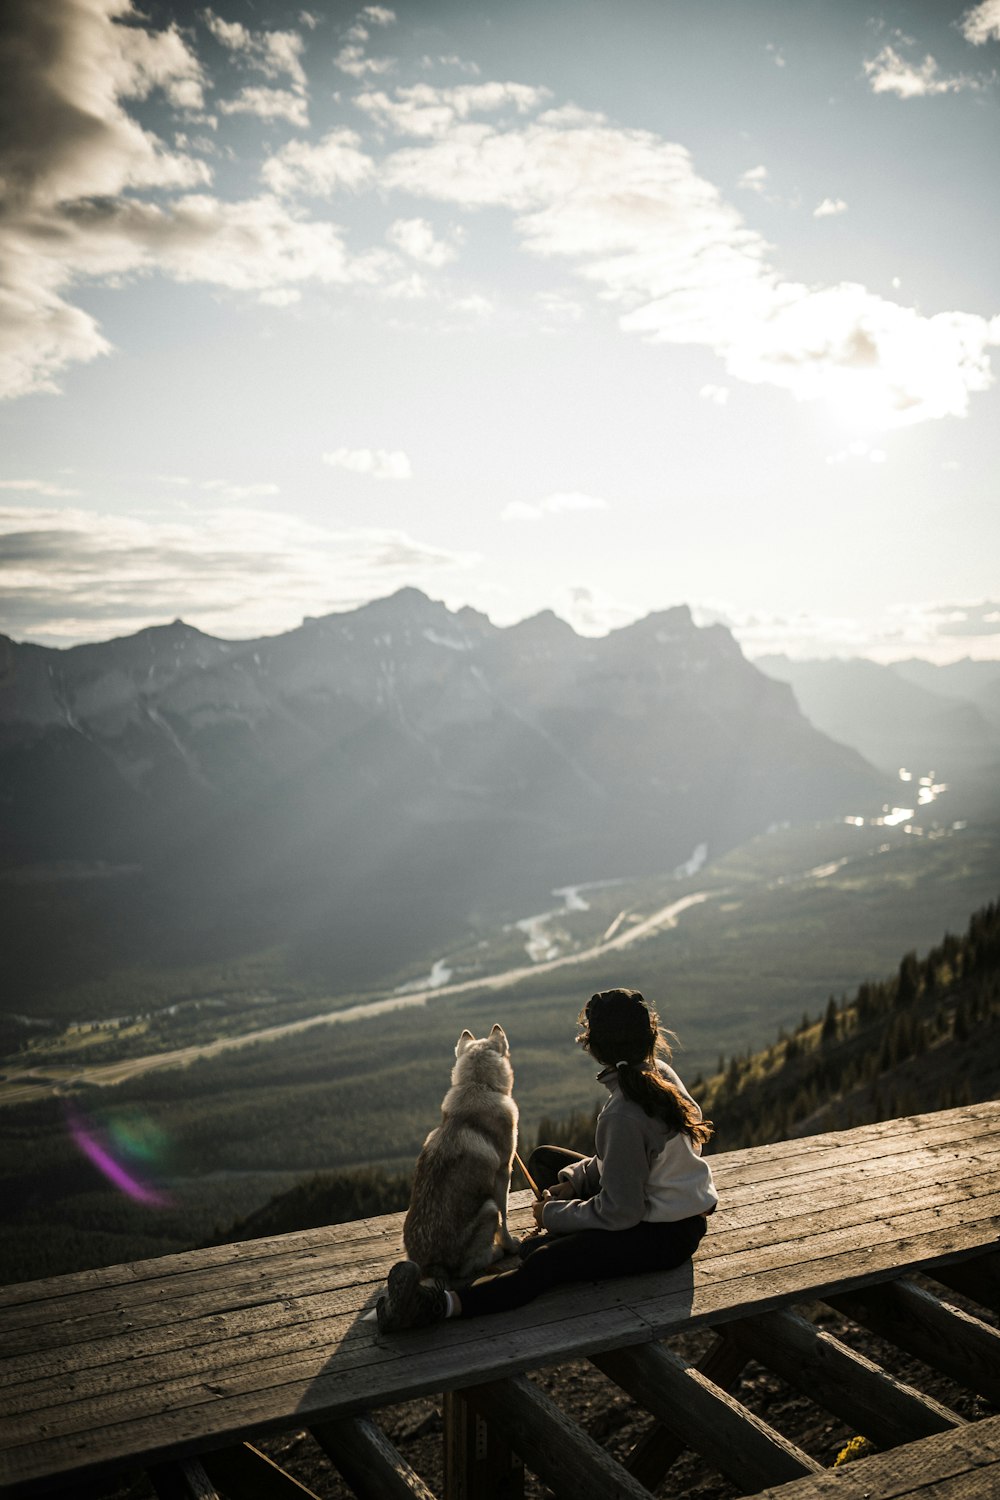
{"left": 1, "top": 0, "right": 998, "bottom": 661}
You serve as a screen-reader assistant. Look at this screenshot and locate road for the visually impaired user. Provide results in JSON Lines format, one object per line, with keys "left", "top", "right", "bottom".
{"left": 0, "top": 889, "right": 718, "bottom": 1107}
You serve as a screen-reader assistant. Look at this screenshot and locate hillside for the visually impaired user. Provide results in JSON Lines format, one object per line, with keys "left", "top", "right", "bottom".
{"left": 700, "top": 895, "right": 1000, "bottom": 1149}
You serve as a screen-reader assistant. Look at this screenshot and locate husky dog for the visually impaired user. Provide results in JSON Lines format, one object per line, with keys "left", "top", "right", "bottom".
{"left": 402, "top": 1024, "right": 520, "bottom": 1283}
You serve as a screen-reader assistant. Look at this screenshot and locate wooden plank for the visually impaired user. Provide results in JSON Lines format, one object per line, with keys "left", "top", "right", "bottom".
{"left": 708, "top": 1109, "right": 1000, "bottom": 1196}
{"left": 692, "top": 1184, "right": 1000, "bottom": 1294}
{"left": 715, "top": 1129, "right": 1000, "bottom": 1215}
{"left": 750, "top": 1410, "right": 1000, "bottom": 1500}
{"left": 311, "top": 1414, "right": 438, "bottom": 1500}
{"left": 704, "top": 1161, "right": 1000, "bottom": 1261}
{"left": 593, "top": 1339, "right": 821, "bottom": 1492}
{"left": 827, "top": 1278, "right": 1000, "bottom": 1404}
{"left": 441, "top": 1390, "right": 524, "bottom": 1500}
{"left": 0, "top": 1230, "right": 398, "bottom": 1350}
{"left": 464, "top": 1372, "right": 652, "bottom": 1500}
{"left": 199, "top": 1440, "right": 325, "bottom": 1499}
{"left": 622, "top": 1331, "right": 750, "bottom": 1488}
{"left": 147, "top": 1457, "right": 221, "bottom": 1500}
{"left": 727, "top": 1306, "right": 963, "bottom": 1448}
{"left": 929, "top": 1249, "right": 1000, "bottom": 1316}
{"left": 0, "top": 1212, "right": 408, "bottom": 1313}
{"left": 0, "top": 1271, "right": 384, "bottom": 1396}
{"left": 719, "top": 1134, "right": 1000, "bottom": 1235}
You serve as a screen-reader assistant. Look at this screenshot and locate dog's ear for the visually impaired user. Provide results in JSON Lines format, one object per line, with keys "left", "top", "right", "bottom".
{"left": 455, "top": 1029, "right": 476, "bottom": 1056}
{"left": 489, "top": 1024, "right": 509, "bottom": 1055}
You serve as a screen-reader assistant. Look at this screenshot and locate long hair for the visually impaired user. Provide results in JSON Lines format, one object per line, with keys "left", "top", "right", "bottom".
{"left": 577, "top": 988, "right": 713, "bottom": 1148}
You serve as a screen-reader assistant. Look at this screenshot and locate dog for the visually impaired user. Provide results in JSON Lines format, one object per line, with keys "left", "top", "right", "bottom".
{"left": 402, "top": 1023, "right": 521, "bottom": 1284}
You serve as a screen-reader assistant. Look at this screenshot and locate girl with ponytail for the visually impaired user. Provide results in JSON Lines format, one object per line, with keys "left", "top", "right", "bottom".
{"left": 377, "top": 986, "right": 718, "bottom": 1334}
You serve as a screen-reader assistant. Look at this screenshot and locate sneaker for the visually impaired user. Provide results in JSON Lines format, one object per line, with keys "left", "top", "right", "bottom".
{"left": 517, "top": 1228, "right": 548, "bottom": 1260}
{"left": 376, "top": 1260, "right": 448, "bottom": 1333}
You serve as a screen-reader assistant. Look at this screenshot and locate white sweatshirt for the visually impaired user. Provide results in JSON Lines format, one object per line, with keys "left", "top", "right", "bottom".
{"left": 541, "top": 1060, "right": 718, "bottom": 1233}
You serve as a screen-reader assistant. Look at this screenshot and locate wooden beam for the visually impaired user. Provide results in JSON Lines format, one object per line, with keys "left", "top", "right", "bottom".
{"left": 593, "top": 1340, "right": 821, "bottom": 1492}
{"left": 827, "top": 1277, "right": 1000, "bottom": 1405}
{"left": 929, "top": 1250, "right": 1000, "bottom": 1316}
{"left": 746, "top": 1409, "right": 1000, "bottom": 1500}
{"left": 441, "top": 1389, "right": 524, "bottom": 1500}
{"left": 200, "top": 1440, "right": 324, "bottom": 1499}
{"left": 311, "top": 1414, "right": 438, "bottom": 1500}
{"left": 464, "top": 1372, "right": 653, "bottom": 1500}
{"left": 147, "top": 1457, "right": 221, "bottom": 1500}
{"left": 621, "top": 1331, "right": 750, "bottom": 1489}
{"left": 728, "top": 1306, "right": 963, "bottom": 1448}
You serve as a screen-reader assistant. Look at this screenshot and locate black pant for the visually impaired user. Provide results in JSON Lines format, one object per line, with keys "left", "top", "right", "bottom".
{"left": 456, "top": 1146, "right": 707, "bottom": 1318}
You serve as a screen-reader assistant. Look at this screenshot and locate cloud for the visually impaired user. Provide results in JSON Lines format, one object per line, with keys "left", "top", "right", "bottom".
{"left": 0, "top": 0, "right": 222, "bottom": 397}
{"left": 863, "top": 45, "right": 978, "bottom": 98}
{"left": 262, "top": 129, "right": 374, "bottom": 197}
{"left": 699, "top": 384, "right": 730, "bottom": 405}
{"left": 2, "top": 6, "right": 996, "bottom": 434}
{"left": 0, "top": 504, "right": 470, "bottom": 644}
{"left": 59, "top": 193, "right": 381, "bottom": 292}
{"left": 814, "top": 197, "right": 848, "bottom": 218}
{"left": 961, "top": 1, "right": 1000, "bottom": 44}
{"left": 563, "top": 585, "right": 635, "bottom": 636}
{"left": 724, "top": 597, "right": 1000, "bottom": 662}
{"left": 323, "top": 448, "right": 413, "bottom": 480}
{"left": 201, "top": 13, "right": 310, "bottom": 124}
{"left": 930, "top": 600, "right": 1000, "bottom": 637}
{"left": 765, "top": 43, "right": 786, "bottom": 68}
{"left": 155, "top": 474, "right": 281, "bottom": 497}
{"left": 826, "top": 440, "right": 887, "bottom": 464}
{"left": 218, "top": 88, "right": 309, "bottom": 127}
{"left": 0, "top": 478, "right": 83, "bottom": 497}
{"left": 718, "top": 285, "right": 1000, "bottom": 427}
{"left": 380, "top": 107, "right": 1000, "bottom": 428}
{"left": 386, "top": 217, "right": 460, "bottom": 266}
{"left": 203, "top": 11, "right": 307, "bottom": 91}
{"left": 335, "top": 4, "right": 396, "bottom": 79}
{"left": 356, "top": 82, "right": 550, "bottom": 137}
{"left": 738, "top": 165, "right": 769, "bottom": 194}
{"left": 0, "top": 0, "right": 209, "bottom": 212}
{"left": 501, "top": 491, "right": 608, "bottom": 521}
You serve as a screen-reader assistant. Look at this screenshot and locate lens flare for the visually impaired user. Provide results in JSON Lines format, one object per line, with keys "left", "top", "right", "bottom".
{"left": 66, "top": 1103, "right": 174, "bottom": 1207}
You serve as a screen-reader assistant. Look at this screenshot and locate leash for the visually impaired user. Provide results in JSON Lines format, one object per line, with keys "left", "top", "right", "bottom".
{"left": 513, "top": 1149, "right": 542, "bottom": 1200}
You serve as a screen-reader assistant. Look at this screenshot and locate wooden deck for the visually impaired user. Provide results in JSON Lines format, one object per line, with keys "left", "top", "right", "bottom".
{"left": 1, "top": 1101, "right": 998, "bottom": 1499}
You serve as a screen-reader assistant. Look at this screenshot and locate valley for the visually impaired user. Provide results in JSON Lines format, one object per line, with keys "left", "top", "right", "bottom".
{"left": 1, "top": 799, "right": 996, "bottom": 1287}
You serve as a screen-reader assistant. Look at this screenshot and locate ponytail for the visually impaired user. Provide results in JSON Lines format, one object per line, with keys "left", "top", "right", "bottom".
{"left": 617, "top": 1062, "right": 714, "bottom": 1148}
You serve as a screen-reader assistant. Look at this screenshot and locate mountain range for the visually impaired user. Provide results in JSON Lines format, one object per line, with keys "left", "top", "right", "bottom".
{"left": 1, "top": 590, "right": 888, "bottom": 994}
{"left": 756, "top": 654, "right": 1000, "bottom": 779}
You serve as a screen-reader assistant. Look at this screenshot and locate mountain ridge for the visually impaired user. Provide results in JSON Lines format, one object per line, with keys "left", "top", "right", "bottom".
{"left": 0, "top": 590, "right": 889, "bottom": 998}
